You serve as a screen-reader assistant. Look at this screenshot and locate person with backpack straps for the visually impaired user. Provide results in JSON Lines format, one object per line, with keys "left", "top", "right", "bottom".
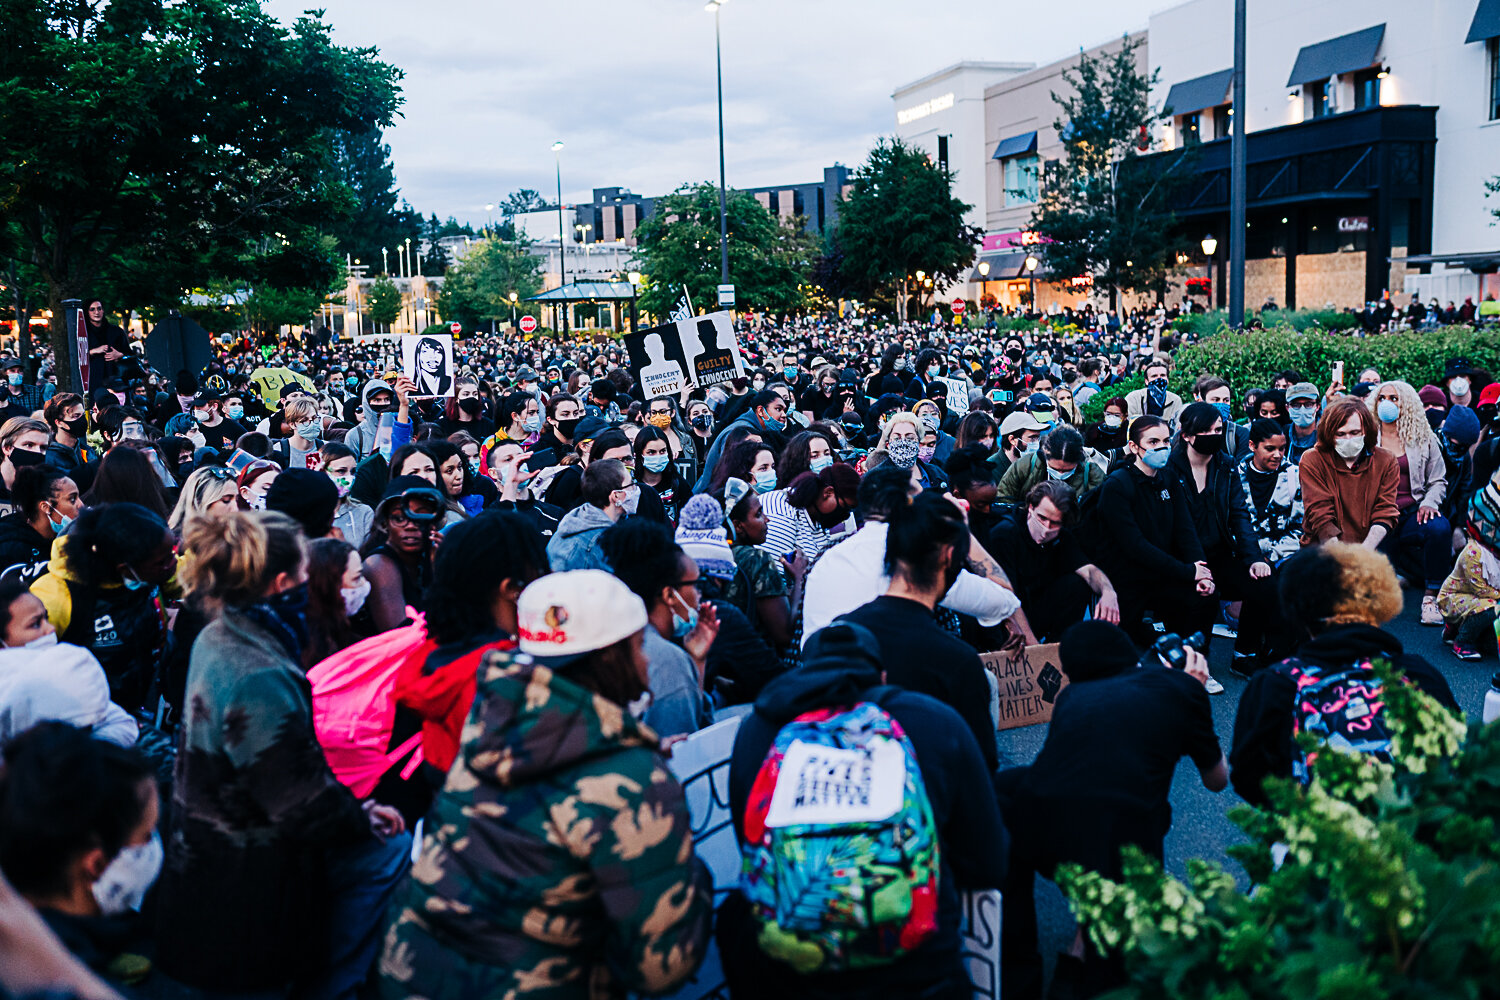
{"left": 1230, "top": 542, "right": 1461, "bottom": 807}
{"left": 720, "top": 619, "right": 1007, "bottom": 1000}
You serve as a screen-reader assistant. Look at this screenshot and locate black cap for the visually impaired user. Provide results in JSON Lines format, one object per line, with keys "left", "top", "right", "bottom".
{"left": 1059, "top": 620, "right": 1139, "bottom": 682}
{"left": 572, "top": 415, "right": 611, "bottom": 444}
{"left": 265, "top": 469, "right": 339, "bottom": 538}
{"left": 1444, "top": 357, "right": 1477, "bottom": 380}
{"left": 803, "top": 620, "right": 884, "bottom": 675}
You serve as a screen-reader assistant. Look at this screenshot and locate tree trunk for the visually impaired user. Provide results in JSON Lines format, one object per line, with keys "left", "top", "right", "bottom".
{"left": 47, "top": 284, "right": 82, "bottom": 396}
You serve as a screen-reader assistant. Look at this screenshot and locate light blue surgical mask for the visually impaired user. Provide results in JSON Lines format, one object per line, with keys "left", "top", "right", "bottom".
{"left": 522, "top": 413, "right": 543, "bottom": 434}
{"left": 225, "top": 404, "right": 245, "bottom": 421}
{"left": 1289, "top": 405, "right": 1317, "bottom": 428}
{"left": 1021, "top": 441, "right": 1039, "bottom": 455}
{"left": 809, "top": 454, "right": 833, "bottom": 474}
{"left": 670, "top": 590, "right": 699, "bottom": 639}
{"left": 1141, "top": 445, "right": 1171, "bottom": 470}
{"left": 783, "top": 366, "right": 798, "bottom": 381}
{"left": 1376, "top": 399, "right": 1400, "bottom": 424}
{"left": 120, "top": 568, "right": 151, "bottom": 592}
{"left": 642, "top": 453, "right": 670, "bottom": 474}
{"left": 753, "top": 468, "right": 778, "bottom": 493}
{"left": 1046, "top": 464, "right": 1072, "bottom": 481}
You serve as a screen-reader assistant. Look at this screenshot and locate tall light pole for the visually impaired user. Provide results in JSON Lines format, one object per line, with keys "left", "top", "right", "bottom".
{"left": 381, "top": 246, "right": 388, "bottom": 275}
{"left": 628, "top": 270, "right": 641, "bottom": 333}
{"left": 1025, "top": 254, "right": 1040, "bottom": 313}
{"left": 509, "top": 291, "right": 518, "bottom": 329}
{"left": 1229, "top": 0, "right": 1246, "bottom": 326}
{"left": 706, "top": 0, "right": 730, "bottom": 286}
{"left": 1201, "top": 234, "right": 1219, "bottom": 308}
{"left": 978, "top": 259, "right": 991, "bottom": 314}
{"left": 552, "top": 140, "right": 569, "bottom": 336}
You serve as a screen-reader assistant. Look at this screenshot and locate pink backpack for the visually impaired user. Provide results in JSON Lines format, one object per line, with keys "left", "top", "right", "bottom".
{"left": 307, "top": 611, "right": 434, "bottom": 798}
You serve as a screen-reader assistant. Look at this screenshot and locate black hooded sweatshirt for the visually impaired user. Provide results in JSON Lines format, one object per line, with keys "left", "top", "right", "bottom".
{"left": 726, "top": 648, "right": 1008, "bottom": 998}
{"left": 1230, "top": 623, "right": 1460, "bottom": 806}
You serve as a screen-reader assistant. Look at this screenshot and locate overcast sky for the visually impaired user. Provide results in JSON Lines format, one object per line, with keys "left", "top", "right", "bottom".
{"left": 264, "top": 0, "right": 1166, "bottom": 225}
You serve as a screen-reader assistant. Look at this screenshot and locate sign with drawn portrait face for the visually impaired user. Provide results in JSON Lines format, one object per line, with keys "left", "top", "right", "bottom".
{"left": 401, "top": 333, "right": 454, "bottom": 398}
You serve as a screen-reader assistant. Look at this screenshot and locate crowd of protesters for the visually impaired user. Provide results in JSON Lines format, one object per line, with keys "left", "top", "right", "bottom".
{"left": 0, "top": 292, "right": 1493, "bottom": 1000}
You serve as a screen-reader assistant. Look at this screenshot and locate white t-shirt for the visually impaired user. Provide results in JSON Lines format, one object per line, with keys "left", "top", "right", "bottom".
{"left": 801, "top": 521, "right": 1021, "bottom": 647}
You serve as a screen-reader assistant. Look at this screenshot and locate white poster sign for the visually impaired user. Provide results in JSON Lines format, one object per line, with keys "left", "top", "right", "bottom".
{"left": 401, "top": 333, "right": 455, "bottom": 397}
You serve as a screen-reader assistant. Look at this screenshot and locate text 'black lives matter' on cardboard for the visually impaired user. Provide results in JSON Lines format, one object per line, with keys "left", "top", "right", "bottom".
{"left": 981, "top": 643, "right": 1069, "bottom": 731}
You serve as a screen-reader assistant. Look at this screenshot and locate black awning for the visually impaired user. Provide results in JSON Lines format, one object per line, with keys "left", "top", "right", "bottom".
{"left": 975, "top": 249, "right": 1034, "bottom": 279}
{"left": 992, "top": 131, "right": 1038, "bottom": 159}
{"left": 1468, "top": 0, "right": 1500, "bottom": 42}
{"left": 1162, "top": 69, "right": 1233, "bottom": 118}
{"left": 1288, "top": 25, "right": 1385, "bottom": 85}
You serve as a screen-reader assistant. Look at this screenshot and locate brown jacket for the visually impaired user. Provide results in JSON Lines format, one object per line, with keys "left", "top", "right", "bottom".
{"left": 1299, "top": 446, "right": 1400, "bottom": 545}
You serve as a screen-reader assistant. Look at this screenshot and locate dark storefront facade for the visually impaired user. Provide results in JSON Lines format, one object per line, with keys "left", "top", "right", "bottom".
{"left": 1138, "top": 104, "right": 1437, "bottom": 308}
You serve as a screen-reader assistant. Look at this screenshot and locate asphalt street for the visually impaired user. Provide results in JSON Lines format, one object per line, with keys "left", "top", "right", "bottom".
{"left": 994, "top": 592, "right": 1493, "bottom": 978}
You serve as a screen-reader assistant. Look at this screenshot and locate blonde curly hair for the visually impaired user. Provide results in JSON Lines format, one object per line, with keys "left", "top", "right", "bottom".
{"left": 1367, "top": 380, "right": 1436, "bottom": 449}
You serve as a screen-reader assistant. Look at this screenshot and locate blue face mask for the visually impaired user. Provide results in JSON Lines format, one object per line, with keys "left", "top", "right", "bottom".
{"left": 753, "top": 468, "right": 778, "bottom": 493}
{"left": 642, "top": 453, "right": 670, "bottom": 474}
{"left": 1289, "top": 405, "right": 1317, "bottom": 428}
{"left": 1021, "top": 440, "right": 1039, "bottom": 455}
{"left": 1212, "top": 402, "right": 1233, "bottom": 424}
{"left": 670, "top": 590, "right": 699, "bottom": 639}
{"left": 1046, "top": 463, "right": 1072, "bottom": 480}
{"left": 809, "top": 454, "right": 833, "bottom": 474}
{"left": 1141, "top": 445, "right": 1171, "bottom": 470}
{"left": 762, "top": 412, "right": 785, "bottom": 432}
{"left": 120, "top": 568, "right": 151, "bottom": 592}
{"left": 783, "top": 366, "right": 798, "bottom": 381}
{"left": 522, "top": 413, "right": 543, "bottom": 434}
{"left": 346, "top": 377, "right": 359, "bottom": 389}
{"left": 1377, "top": 399, "right": 1400, "bottom": 424}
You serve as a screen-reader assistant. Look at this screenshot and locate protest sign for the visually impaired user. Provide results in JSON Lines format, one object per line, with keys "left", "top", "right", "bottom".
{"left": 624, "top": 310, "right": 746, "bottom": 397}
{"left": 401, "top": 333, "right": 455, "bottom": 397}
{"left": 981, "top": 642, "right": 1068, "bottom": 731}
{"left": 937, "top": 376, "right": 970, "bottom": 416}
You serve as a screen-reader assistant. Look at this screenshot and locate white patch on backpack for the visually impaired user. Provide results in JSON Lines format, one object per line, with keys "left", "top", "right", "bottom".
{"left": 764, "top": 738, "right": 906, "bottom": 828}
{"left": 94, "top": 614, "right": 119, "bottom": 645}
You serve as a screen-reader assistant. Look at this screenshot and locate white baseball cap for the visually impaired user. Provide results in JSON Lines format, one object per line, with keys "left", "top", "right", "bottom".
{"left": 517, "top": 570, "right": 648, "bottom": 665}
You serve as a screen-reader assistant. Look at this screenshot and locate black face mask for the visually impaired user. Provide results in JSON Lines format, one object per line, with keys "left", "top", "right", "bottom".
{"left": 1190, "top": 433, "right": 1223, "bottom": 455}
{"left": 458, "top": 397, "right": 483, "bottom": 416}
{"left": 9, "top": 448, "right": 43, "bottom": 468}
{"left": 555, "top": 417, "right": 581, "bottom": 439}
{"left": 690, "top": 415, "right": 713, "bottom": 431}
{"left": 64, "top": 418, "right": 88, "bottom": 438}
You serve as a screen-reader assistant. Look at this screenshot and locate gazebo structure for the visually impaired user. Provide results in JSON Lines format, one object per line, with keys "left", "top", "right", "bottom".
{"left": 527, "top": 280, "right": 642, "bottom": 335}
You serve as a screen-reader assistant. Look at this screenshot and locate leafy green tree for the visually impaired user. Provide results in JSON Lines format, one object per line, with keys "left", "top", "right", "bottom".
{"left": 1028, "top": 35, "right": 1188, "bottom": 309}
{"left": 365, "top": 275, "right": 402, "bottom": 331}
{"left": 0, "top": 0, "right": 403, "bottom": 390}
{"left": 633, "top": 182, "right": 813, "bottom": 318}
{"left": 328, "top": 126, "right": 424, "bottom": 277}
{"left": 435, "top": 238, "right": 543, "bottom": 330}
{"left": 830, "top": 137, "right": 980, "bottom": 319}
{"left": 243, "top": 286, "right": 323, "bottom": 335}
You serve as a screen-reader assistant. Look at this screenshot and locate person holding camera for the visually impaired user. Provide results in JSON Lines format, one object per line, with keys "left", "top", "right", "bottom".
{"left": 997, "top": 620, "right": 1226, "bottom": 1000}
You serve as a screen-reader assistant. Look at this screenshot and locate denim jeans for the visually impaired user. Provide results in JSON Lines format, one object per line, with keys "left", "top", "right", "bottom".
{"left": 294, "top": 831, "right": 412, "bottom": 1000}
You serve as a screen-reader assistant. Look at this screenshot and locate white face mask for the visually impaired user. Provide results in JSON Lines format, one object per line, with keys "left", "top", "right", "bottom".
{"left": 93, "top": 831, "right": 163, "bottom": 916}
{"left": 1334, "top": 437, "right": 1365, "bottom": 459}
{"left": 341, "top": 576, "right": 372, "bottom": 617}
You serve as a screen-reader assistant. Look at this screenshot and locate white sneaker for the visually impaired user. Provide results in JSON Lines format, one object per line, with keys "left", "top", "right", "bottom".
{"left": 1204, "top": 676, "right": 1225, "bottom": 695}
{"left": 1213, "top": 623, "right": 1238, "bottom": 638}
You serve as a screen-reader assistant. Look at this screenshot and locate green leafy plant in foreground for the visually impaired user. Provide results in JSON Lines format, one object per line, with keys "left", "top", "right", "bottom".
{"left": 1058, "top": 662, "right": 1500, "bottom": 999}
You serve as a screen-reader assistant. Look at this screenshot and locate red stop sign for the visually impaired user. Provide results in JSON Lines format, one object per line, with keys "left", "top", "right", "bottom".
{"left": 449, "top": 321, "right": 461, "bottom": 335}
{"left": 951, "top": 298, "right": 966, "bottom": 314}
{"left": 519, "top": 315, "right": 538, "bottom": 334}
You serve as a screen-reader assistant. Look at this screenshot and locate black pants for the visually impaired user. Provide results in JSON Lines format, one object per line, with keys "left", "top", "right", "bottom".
{"left": 1202, "top": 550, "right": 1290, "bottom": 664}
{"left": 1023, "top": 572, "right": 1095, "bottom": 643}
{"left": 1113, "top": 572, "right": 1217, "bottom": 651}
{"left": 996, "top": 769, "right": 1167, "bottom": 1000}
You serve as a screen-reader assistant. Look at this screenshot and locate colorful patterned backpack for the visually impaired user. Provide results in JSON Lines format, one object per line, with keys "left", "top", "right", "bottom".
{"left": 1276, "top": 656, "right": 1393, "bottom": 783}
{"left": 740, "top": 693, "right": 940, "bottom": 972}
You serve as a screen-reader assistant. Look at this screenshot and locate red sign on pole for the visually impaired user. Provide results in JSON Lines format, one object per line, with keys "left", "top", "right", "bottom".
{"left": 449, "top": 321, "right": 462, "bottom": 335}
{"left": 519, "top": 315, "right": 538, "bottom": 335}
{"left": 951, "top": 298, "right": 966, "bottom": 314}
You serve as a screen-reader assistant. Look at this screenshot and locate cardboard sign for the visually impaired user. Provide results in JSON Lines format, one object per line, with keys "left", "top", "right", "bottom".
{"left": 624, "top": 311, "right": 746, "bottom": 399}
{"left": 937, "top": 376, "right": 970, "bottom": 417}
{"left": 981, "top": 642, "right": 1069, "bottom": 730}
{"left": 402, "top": 333, "right": 455, "bottom": 398}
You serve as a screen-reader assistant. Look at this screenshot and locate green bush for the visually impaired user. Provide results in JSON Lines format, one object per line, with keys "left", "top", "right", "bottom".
{"left": 1058, "top": 664, "right": 1500, "bottom": 999}
{"left": 1081, "top": 323, "right": 1498, "bottom": 419}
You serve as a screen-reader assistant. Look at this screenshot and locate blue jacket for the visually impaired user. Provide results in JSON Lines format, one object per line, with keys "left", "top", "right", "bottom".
{"left": 545, "top": 504, "right": 618, "bottom": 572}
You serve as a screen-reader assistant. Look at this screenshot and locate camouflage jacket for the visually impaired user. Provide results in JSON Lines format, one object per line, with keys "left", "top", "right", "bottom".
{"left": 378, "top": 649, "right": 712, "bottom": 1000}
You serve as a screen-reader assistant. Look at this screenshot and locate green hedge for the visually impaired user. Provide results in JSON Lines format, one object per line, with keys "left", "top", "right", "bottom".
{"left": 1080, "top": 324, "right": 1498, "bottom": 419}
{"left": 1171, "top": 309, "right": 1361, "bottom": 338}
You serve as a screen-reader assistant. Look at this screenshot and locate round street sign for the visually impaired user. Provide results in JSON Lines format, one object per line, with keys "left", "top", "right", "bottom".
{"left": 449, "top": 321, "right": 461, "bottom": 335}
{"left": 518, "top": 315, "right": 538, "bottom": 335}
{"left": 951, "top": 298, "right": 966, "bottom": 314}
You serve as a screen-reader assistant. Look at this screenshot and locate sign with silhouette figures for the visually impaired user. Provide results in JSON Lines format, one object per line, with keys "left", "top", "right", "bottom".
{"left": 624, "top": 311, "right": 747, "bottom": 398}
{"left": 982, "top": 643, "right": 1068, "bottom": 730}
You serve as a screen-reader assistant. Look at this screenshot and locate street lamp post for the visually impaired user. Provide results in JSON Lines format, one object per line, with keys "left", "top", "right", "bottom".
{"left": 552, "top": 141, "right": 569, "bottom": 336}
{"left": 381, "top": 247, "right": 388, "bottom": 275}
{"left": 509, "top": 291, "right": 518, "bottom": 330}
{"left": 978, "top": 260, "right": 991, "bottom": 316}
{"left": 706, "top": 0, "right": 730, "bottom": 286}
{"left": 1024, "top": 254, "right": 1040, "bottom": 314}
{"left": 628, "top": 271, "right": 641, "bottom": 333}
{"left": 1229, "top": 0, "right": 1246, "bottom": 326}
{"left": 1201, "top": 235, "right": 1218, "bottom": 309}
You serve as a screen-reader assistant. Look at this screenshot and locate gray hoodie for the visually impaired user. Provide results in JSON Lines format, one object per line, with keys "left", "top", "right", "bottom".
{"left": 545, "top": 503, "right": 617, "bottom": 572}
{"left": 342, "top": 379, "right": 393, "bottom": 458}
